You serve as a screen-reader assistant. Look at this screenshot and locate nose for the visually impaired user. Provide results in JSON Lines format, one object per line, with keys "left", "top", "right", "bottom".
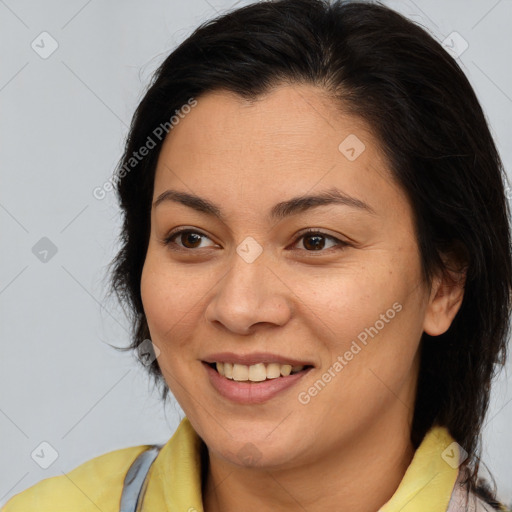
{"left": 204, "top": 247, "right": 293, "bottom": 335}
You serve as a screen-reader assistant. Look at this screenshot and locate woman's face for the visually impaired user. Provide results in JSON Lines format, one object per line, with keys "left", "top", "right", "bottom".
{"left": 140, "top": 84, "right": 446, "bottom": 469}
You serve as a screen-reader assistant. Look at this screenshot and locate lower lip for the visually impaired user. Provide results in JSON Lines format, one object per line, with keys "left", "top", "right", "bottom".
{"left": 202, "top": 362, "right": 313, "bottom": 404}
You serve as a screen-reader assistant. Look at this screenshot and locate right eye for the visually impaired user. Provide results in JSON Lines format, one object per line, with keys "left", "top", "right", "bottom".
{"left": 162, "top": 228, "right": 218, "bottom": 251}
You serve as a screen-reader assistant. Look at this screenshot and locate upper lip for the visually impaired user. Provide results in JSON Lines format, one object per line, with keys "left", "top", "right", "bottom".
{"left": 202, "top": 352, "right": 315, "bottom": 367}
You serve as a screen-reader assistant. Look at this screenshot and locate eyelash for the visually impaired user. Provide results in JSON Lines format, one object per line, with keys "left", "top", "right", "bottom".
{"left": 161, "top": 227, "right": 349, "bottom": 254}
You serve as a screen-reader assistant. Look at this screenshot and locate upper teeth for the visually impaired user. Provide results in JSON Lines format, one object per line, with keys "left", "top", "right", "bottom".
{"left": 215, "top": 362, "right": 305, "bottom": 381}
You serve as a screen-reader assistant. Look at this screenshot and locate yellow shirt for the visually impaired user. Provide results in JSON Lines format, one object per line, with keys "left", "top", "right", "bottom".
{"left": 1, "top": 417, "right": 497, "bottom": 511}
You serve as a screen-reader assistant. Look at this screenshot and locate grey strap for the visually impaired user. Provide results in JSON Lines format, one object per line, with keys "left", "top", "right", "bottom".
{"left": 119, "top": 445, "right": 161, "bottom": 512}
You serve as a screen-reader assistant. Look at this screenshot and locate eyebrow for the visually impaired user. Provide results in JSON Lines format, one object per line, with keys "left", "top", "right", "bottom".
{"left": 152, "top": 186, "right": 376, "bottom": 221}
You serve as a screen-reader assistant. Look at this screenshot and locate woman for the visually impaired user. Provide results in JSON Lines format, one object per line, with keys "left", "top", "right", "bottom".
{"left": 3, "top": 0, "right": 511, "bottom": 511}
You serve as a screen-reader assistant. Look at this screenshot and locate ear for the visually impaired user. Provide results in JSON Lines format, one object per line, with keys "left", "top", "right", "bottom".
{"left": 422, "top": 253, "right": 467, "bottom": 337}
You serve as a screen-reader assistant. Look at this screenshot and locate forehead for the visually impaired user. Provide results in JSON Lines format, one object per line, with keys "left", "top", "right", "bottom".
{"left": 152, "top": 84, "right": 409, "bottom": 225}
{"left": 157, "top": 84, "right": 377, "bottom": 166}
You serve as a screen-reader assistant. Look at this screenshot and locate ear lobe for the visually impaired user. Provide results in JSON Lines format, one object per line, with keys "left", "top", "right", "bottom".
{"left": 422, "top": 260, "right": 467, "bottom": 337}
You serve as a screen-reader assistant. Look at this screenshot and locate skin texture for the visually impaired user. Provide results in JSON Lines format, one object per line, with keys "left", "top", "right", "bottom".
{"left": 140, "top": 84, "right": 465, "bottom": 512}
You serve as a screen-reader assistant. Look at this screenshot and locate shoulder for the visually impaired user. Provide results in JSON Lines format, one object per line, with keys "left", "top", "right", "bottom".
{"left": 1, "top": 444, "right": 150, "bottom": 512}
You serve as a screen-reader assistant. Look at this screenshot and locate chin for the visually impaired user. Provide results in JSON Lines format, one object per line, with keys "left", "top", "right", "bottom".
{"left": 206, "top": 429, "right": 306, "bottom": 470}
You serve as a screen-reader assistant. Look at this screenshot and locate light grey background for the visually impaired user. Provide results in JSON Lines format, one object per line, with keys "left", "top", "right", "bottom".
{"left": 1, "top": 0, "right": 511, "bottom": 507}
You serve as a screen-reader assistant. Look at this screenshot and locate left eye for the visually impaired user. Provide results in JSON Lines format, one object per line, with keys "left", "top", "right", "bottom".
{"left": 291, "top": 230, "right": 347, "bottom": 252}
{"left": 162, "top": 229, "right": 347, "bottom": 252}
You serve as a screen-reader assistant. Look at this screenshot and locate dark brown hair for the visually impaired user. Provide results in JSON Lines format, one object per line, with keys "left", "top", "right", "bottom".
{"left": 105, "top": 1, "right": 512, "bottom": 508}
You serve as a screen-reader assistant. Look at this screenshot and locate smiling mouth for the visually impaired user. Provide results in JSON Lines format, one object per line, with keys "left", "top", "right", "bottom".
{"left": 206, "top": 361, "right": 313, "bottom": 382}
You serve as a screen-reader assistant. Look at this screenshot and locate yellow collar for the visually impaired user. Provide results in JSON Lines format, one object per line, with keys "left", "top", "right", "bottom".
{"left": 142, "top": 417, "right": 460, "bottom": 511}
{"left": 378, "top": 424, "right": 459, "bottom": 511}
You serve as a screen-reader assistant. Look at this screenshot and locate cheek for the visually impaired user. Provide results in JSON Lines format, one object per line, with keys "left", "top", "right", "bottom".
{"left": 140, "top": 251, "right": 202, "bottom": 343}
{"left": 140, "top": 255, "right": 204, "bottom": 400}
{"left": 301, "top": 257, "right": 423, "bottom": 385}
{"left": 304, "top": 283, "right": 422, "bottom": 426}
{"left": 140, "top": 258, "right": 169, "bottom": 333}
{"left": 300, "top": 264, "right": 405, "bottom": 343}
